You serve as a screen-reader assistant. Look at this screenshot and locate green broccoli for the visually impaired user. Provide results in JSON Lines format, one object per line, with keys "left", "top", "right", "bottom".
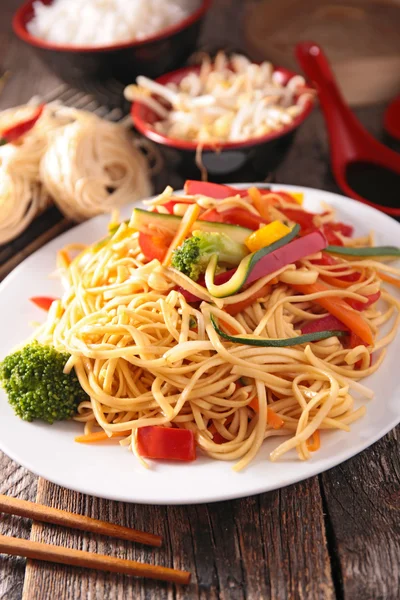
{"left": 0, "top": 342, "right": 88, "bottom": 424}
{"left": 171, "top": 231, "right": 248, "bottom": 281}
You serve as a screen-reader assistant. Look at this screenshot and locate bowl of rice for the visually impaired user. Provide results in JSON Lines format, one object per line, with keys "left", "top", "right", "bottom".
{"left": 13, "top": 0, "right": 212, "bottom": 84}
{"left": 128, "top": 52, "right": 316, "bottom": 179}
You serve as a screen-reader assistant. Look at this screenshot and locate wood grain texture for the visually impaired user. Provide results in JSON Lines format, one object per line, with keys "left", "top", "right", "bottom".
{"left": 321, "top": 427, "right": 400, "bottom": 600}
{"left": 0, "top": 454, "right": 37, "bottom": 600}
{"left": 21, "top": 478, "right": 334, "bottom": 600}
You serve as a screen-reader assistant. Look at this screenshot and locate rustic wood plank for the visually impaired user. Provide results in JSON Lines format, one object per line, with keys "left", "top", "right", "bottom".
{"left": 0, "top": 454, "right": 37, "bottom": 600}
{"left": 321, "top": 427, "right": 400, "bottom": 600}
{"left": 21, "top": 477, "right": 334, "bottom": 600}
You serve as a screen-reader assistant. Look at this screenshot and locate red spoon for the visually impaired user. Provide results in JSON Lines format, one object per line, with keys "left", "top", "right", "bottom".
{"left": 295, "top": 41, "right": 400, "bottom": 218}
{"left": 384, "top": 94, "right": 400, "bottom": 142}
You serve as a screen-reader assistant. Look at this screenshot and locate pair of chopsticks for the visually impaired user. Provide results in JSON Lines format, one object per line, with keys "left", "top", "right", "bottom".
{"left": 0, "top": 494, "right": 190, "bottom": 585}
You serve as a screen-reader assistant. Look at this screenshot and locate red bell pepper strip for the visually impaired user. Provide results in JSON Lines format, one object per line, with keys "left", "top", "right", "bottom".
{"left": 0, "top": 105, "right": 44, "bottom": 146}
{"left": 198, "top": 207, "right": 265, "bottom": 230}
{"left": 184, "top": 180, "right": 272, "bottom": 199}
{"left": 184, "top": 180, "right": 244, "bottom": 198}
{"left": 136, "top": 426, "right": 196, "bottom": 461}
{"left": 301, "top": 314, "right": 349, "bottom": 335}
{"left": 346, "top": 291, "right": 381, "bottom": 312}
{"left": 290, "top": 281, "right": 374, "bottom": 345}
{"left": 30, "top": 296, "right": 57, "bottom": 311}
{"left": 162, "top": 200, "right": 192, "bottom": 214}
{"left": 197, "top": 208, "right": 224, "bottom": 222}
{"left": 312, "top": 253, "right": 360, "bottom": 281}
{"left": 349, "top": 331, "right": 371, "bottom": 369}
{"left": 138, "top": 231, "right": 170, "bottom": 262}
{"left": 324, "top": 221, "right": 353, "bottom": 238}
{"left": 246, "top": 230, "right": 327, "bottom": 285}
{"left": 279, "top": 207, "right": 316, "bottom": 230}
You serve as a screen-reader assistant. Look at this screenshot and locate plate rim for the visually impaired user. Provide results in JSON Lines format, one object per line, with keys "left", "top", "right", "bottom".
{"left": 0, "top": 183, "right": 399, "bottom": 505}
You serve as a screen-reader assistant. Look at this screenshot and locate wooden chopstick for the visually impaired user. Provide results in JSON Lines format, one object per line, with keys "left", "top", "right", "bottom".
{"left": 0, "top": 494, "right": 161, "bottom": 548}
{"left": 0, "top": 534, "right": 191, "bottom": 584}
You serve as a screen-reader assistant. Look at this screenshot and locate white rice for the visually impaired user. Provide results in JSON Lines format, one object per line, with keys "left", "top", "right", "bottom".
{"left": 27, "top": 0, "right": 198, "bottom": 47}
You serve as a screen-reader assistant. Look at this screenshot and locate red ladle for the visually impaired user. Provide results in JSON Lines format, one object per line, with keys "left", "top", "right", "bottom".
{"left": 295, "top": 41, "right": 400, "bottom": 218}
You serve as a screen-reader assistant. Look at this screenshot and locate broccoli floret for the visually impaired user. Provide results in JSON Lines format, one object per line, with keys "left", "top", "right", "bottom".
{"left": 171, "top": 231, "right": 247, "bottom": 281}
{"left": 0, "top": 342, "right": 88, "bottom": 424}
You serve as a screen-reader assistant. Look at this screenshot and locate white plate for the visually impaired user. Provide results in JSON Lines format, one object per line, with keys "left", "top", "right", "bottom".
{"left": 0, "top": 184, "right": 399, "bottom": 505}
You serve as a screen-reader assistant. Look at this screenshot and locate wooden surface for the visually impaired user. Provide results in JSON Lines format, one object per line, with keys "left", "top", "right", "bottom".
{"left": 0, "top": 1, "right": 399, "bottom": 599}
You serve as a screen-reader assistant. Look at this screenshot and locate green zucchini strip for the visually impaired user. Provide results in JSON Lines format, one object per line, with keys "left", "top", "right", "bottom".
{"left": 326, "top": 245, "right": 400, "bottom": 257}
{"left": 210, "top": 315, "right": 347, "bottom": 347}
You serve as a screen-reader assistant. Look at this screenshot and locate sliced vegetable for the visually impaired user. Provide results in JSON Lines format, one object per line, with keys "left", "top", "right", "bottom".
{"left": 0, "top": 104, "right": 44, "bottom": 146}
{"left": 378, "top": 272, "right": 400, "bottom": 288}
{"left": 274, "top": 191, "right": 303, "bottom": 205}
{"left": 171, "top": 231, "right": 248, "bottom": 281}
{"left": 175, "top": 269, "right": 236, "bottom": 303}
{"left": 306, "top": 430, "right": 320, "bottom": 451}
{"left": 323, "top": 221, "right": 354, "bottom": 239}
{"left": 163, "top": 204, "right": 201, "bottom": 266}
{"left": 130, "top": 208, "right": 253, "bottom": 245}
{"left": 198, "top": 208, "right": 224, "bottom": 222}
{"left": 301, "top": 315, "right": 349, "bottom": 335}
{"left": 162, "top": 199, "right": 192, "bottom": 214}
{"left": 245, "top": 220, "right": 292, "bottom": 252}
{"left": 136, "top": 426, "right": 196, "bottom": 461}
{"left": 312, "top": 253, "right": 362, "bottom": 286}
{"left": 211, "top": 314, "right": 347, "bottom": 347}
{"left": 248, "top": 397, "right": 285, "bottom": 429}
{"left": 139, "top": 231, "right": 170, "bottom": 262}
{"left": 290, "top": 281, "right": 374, "bottom": 345}
{"left": 349, "top": 331, "right": 368, "bottom": 349}
{"left": 30, "top": 296, "right": 58, "bottom": 311}
{"left": 247, "top": 186, "right": 271, "bottom": 222}
{"left": 224, "top": 281, "right": 273, "bottom": 315}
{"left": 326, "top": 245, "right": 400, "bottom": 257}
{"left": 287, "top": 192, "right": 304, "bottom": 205}
{"left": 279, "top": 207, "right": 316, "bottom": 230}
{"left": 347, "top": 291, "right": 381, "bottom": 312}
{"left": 184, "top": 180, "right": 243, "bottom": 198}
{"left": 206, "top": 225, "right": 326, "bottom": 299}
{"left": 75, "top": 431, "right": 131, "bottom": 443}
{"left": 199, "top": 207, "right": 265, "bottom": 230}
{"left": 349, "top": 331, "right": 371, "bottom": 370}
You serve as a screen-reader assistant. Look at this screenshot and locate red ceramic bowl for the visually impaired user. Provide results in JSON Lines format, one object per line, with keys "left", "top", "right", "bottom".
{"left": 131, "top": 64, "right": 315, "bottom": 179}
{"left": 13, "top": 0, "right": 212, "bottom": 85}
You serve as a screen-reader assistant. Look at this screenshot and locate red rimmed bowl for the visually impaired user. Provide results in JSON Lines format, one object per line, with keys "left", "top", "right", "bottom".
{"left": 131, "top": 64, "right": 315, "bottom": 180}
{"left": 13, "top": 0, "right": 212, "bottom": 85}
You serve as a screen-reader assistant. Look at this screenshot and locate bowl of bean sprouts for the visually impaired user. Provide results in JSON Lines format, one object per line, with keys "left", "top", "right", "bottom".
{"left": 128, "top": 53, "right": 316, "bottom": 179}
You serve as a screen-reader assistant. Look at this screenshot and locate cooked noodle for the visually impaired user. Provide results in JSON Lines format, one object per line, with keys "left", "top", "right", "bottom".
{"left": 0, "top": 103, "right": 152, "bottom": 243}
{"left": 32, "top": 188, "right": 400, "bottom": 469}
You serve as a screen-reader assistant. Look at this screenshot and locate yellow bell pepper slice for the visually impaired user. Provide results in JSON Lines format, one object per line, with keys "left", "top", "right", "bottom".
{"left": 245, "top": 220, "right": 292, "bottom": 253}
{"left": 289, "top": 192, "right": 304, "bottom": 205}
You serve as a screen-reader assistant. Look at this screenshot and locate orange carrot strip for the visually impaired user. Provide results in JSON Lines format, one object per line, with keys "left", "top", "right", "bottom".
{"left": 220, "top": 319, "right": 240, "bottom": 335}
{"left": 224, "top": 282, "right": 272, "bottom": 315}
{"left": 75, "top": 431, "right": 131, "bottom": 444}
{"left": 248, "top": 397, "right": 285, "bottom": 429}
{"left": 290, "top": 280, "right": 373, "bottom": 345}
{"left": 163, "top": 204, "right": 201, "bottom": 266}
{"left": 319, "top": 271, "right": 365, "bottom": 289}
{"left": 306, "top": 430, "right": 320, "bottom": 452}
{"left": 248, "top": 187, "right": 271, "bottom": 222}
{"left": 379, "top": 271, "right": 400, "bottom": 288}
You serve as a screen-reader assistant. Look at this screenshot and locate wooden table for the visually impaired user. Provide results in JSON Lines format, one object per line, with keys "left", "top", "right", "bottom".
{"left": 0, "top": 1, "right": 399, "bottom": 599}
